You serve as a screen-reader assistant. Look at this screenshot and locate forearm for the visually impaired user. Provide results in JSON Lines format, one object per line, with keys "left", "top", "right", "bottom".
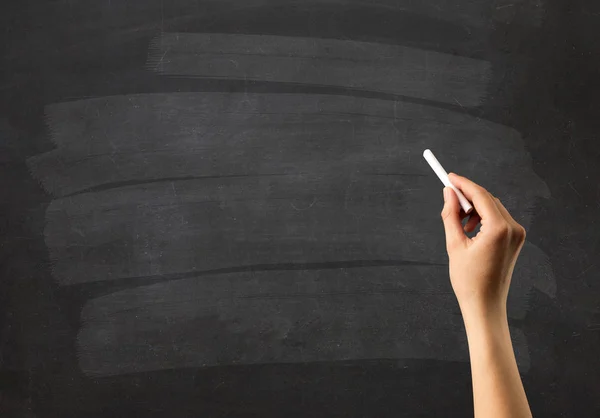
{"left": 462, "top": 303, "right": 532, "bottom": 418}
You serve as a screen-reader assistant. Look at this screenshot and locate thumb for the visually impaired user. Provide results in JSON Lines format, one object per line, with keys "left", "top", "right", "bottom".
{"left": 441, "top": 187, "right": 466, "bottom": 250}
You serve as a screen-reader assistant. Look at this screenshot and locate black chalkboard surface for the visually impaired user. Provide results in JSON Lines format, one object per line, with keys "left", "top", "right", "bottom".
{"left": 1, "top": 1, "right": 599, "bottom": 417}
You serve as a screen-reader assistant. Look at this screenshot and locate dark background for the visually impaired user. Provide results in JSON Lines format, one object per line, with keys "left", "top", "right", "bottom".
{"left": 1, "top": 1, "right": 599, "bottom": 416}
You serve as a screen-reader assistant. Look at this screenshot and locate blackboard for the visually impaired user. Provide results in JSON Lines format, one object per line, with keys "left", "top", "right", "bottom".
{"left": 1, "top": 1, "right": 599, "bottom": 416}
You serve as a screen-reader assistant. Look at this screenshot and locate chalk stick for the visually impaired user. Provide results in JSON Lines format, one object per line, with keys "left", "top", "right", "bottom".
{"left": 423, "top": 149, "right": 473, "bottom": 214}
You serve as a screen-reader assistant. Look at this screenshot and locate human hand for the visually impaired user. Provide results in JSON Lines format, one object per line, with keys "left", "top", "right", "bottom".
{"left": 440, "top": 173, "right": 526, "bottom": 317}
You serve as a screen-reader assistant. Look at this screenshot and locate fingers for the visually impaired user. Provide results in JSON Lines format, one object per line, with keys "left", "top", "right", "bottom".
{"left": 441, "top": 187, "right": 467, "bottom": 250}
{"left": 463, "top": 211, "right": 481, "bottom": 233}
{"left": 448, "top": 173, "right": 503, "bottom": 222}
{"left": 490, "top": 195, "right": 516, "bottom": 225}
{"left": 490, "top": 195, "right": 527, "bottom": 245}
{"left": 445, "top": 174, "right": 526, "bottom": 246}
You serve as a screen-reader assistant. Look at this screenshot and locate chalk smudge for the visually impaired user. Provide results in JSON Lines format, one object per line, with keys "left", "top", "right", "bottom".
{"left": 147, "top": 33, "right": 491, "bottom": 106}
{"left": 77, "top": 268, "right": 531, "bottom": 376}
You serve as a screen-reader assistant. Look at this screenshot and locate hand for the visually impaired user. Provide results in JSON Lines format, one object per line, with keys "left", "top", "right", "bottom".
{"left": 440, "top": 173, "right": 527, "bottom": 316}
{"left": 441, "top": 174, "right": 532, "bottom": 418}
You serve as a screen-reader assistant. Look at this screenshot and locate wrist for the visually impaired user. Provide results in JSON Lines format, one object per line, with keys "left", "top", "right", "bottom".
{"left": 459, "top": 298, "right": 509, "bottom": 335}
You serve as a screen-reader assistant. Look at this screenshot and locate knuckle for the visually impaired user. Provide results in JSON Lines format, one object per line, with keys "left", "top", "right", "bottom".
{"left": 474, "top": 189, "right": 488, "bottom": 198}
{"left": 493, "top": 224, "right": 511, "bottom": 240}
{"left": 514, "top": 224, "right": 527, "bottom": 243}
{"left": 440, "top": 207, "right": 451, "bottom": 220}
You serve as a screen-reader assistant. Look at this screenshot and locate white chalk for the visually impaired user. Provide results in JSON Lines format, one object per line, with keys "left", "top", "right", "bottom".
{"left": 423, "top": 149, "right": 473, "bottom": 214}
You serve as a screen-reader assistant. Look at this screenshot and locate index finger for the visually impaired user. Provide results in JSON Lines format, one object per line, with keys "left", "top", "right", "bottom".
{"left": 448, "top": 173, "right": 503, "bottom": 221}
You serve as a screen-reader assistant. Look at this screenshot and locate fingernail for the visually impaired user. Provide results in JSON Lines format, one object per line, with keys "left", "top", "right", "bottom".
{"left": 443, "top": 187, "right": 450, "bottom": 202}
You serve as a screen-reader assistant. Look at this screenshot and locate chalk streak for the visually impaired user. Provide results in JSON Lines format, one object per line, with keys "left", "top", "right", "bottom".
{"left": 76, "top": 273, "right": 532, "bottom": 377}
{"left": 28, "top": 93, "right": 530, "bottom": 198}
{"left": 148, "top": 33, "right": 491, "bottom": 106}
